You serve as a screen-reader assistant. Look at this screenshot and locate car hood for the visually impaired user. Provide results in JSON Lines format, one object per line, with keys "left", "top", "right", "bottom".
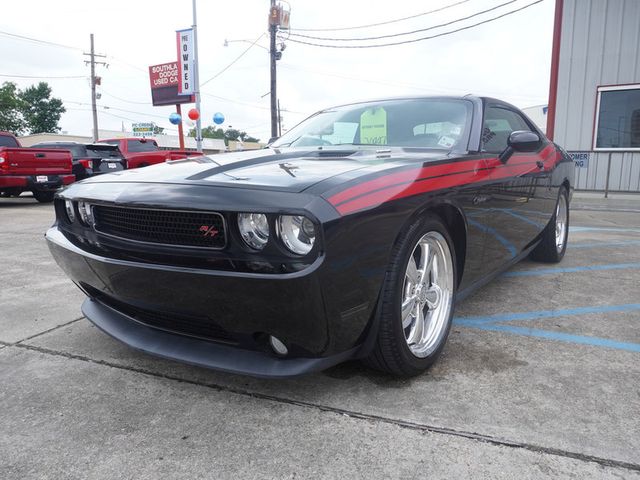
{"left": 79, "top": 147, "right": 451, "bottom": 193}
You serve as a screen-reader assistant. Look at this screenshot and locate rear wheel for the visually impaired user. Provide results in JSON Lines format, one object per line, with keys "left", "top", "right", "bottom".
{"left": 366, "top": 216, "right": 456, "bottom": 377}
{"left": 33, "top": 191, "right": 55, "bottom": 203}
{"left": 530, "top": 187, "right": 569, "bottom": 263}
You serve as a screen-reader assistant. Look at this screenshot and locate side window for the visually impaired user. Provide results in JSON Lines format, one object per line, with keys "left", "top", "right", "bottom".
{"left": 482, "top": 106, "right": 531, "bottom": 153}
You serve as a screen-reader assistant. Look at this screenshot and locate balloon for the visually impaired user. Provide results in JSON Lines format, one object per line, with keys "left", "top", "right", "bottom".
{"left": 213, "top": 112, "right": 225, "bottom": 125}
{"left": 188, "top": 108, "right": 200, "bottom": 121}
{"left": 169, "top": 112, "right": 182, "bottom": 125}
{"left": 185, "top": 118, "right": 195, "bottom": 127}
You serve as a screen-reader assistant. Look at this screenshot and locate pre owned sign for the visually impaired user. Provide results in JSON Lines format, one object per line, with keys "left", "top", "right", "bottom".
{"left": 176, "top": 28, "right": 194, "bottom": 95}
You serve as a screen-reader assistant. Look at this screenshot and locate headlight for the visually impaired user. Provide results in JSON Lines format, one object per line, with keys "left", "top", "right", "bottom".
{"left": 78, "top": 201, "right": 95, "bottom": 227}
{"left": 64, "top": 200, "right": 76, "bottom": 223}
{"left": 237, "top": 213, "right": 269, "bottom": 250}
{"left": 277, "top": 215, "right": 316, "bottom": 255}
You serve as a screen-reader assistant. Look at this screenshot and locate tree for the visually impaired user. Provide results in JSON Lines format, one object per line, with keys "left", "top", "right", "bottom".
{"left": 0, "top": 82, "right": 26, "bottom": 134}
{"left": 189, "top": 126, "right": 260, "bottom": 144}
{"left": 18, "top": 82, "right": 66, "bottom": 134}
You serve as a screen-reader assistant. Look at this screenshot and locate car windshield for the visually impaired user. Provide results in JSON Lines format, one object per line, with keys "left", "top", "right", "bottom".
{"left": 128, "top": 140, "right": 158, "bottom": 152}
{"left": 86, "top": 145, "right": 122, "bottom": 159}
{"left": 272, "top": 98, "right": 472, "bottom": 150}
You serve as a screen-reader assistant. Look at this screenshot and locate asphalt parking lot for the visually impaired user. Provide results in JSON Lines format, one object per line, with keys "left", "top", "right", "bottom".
{"left": 1, "top": 193, "right": 639, "bottom": 479}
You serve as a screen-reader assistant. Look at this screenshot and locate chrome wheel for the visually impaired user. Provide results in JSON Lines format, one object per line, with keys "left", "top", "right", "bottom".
{"left": 401, "top": 231, "right": 454, "bottom": 358}
{"left": 555, "top": 193, "right": 568, "bottom": 253}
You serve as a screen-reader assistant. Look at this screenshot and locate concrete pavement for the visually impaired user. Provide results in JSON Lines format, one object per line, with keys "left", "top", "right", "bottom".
{"left": 1, "top": 194, "right": 639, "bottom": 479}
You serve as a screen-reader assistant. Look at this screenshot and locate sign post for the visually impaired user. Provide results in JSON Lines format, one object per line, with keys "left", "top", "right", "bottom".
{"left": 176, "top": 104, "right": 185, "bottom": 150}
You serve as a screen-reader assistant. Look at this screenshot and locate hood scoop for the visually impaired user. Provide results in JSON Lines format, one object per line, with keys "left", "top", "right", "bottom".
{"left": 309, "top": 149, "right": 358, "bottom": 158}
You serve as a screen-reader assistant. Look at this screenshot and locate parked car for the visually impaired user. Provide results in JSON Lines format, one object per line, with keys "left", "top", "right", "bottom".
{"left": 47, "top": 96, "right": 574, "bottom": 377}
{"left": 0, "top": 132, "right": 74, "bottom": 202}
{"left": 31, "top": 142, "right": 126, "bottom": 180}
{"left": 98, "top": 137, "right": 197, "bottom": 169}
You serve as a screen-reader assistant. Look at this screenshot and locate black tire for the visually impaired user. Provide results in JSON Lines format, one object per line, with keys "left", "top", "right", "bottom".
{"left": 33, "top": 191, "right": 55, "bottom": 203}
{"left": 530, "top": 187, "right": 569, "bottom": 263}
{"left": 365, "top": 215, "right": 457, "bottom": 377}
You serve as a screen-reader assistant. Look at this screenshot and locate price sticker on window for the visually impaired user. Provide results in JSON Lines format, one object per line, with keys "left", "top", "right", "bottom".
{"left": 360, "top": 108, "right": 387, "bottom": 145}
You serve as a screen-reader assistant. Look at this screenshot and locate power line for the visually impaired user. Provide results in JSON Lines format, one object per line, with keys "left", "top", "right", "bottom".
{"left": 280, "top": 63, "right": 546, "bottom": 102}
{"left": 201, "top": 33, "right": 266, "bottom": 86}
{"left": 0, "top": 73, "right": 87, "bottom": 79}
{"left": 283, "top": 0, "right": 544, "bottom": 48}
{"left": 290, "top": 0, "right": 473, "bottom": 32}
{"left": 0, "top": 29, "right": 82, "bottom": 51}
{"left": 289, "top": 0, "right": 517, "bottom": 42}
{"left": 101, "top": 90, "right": 150, "bottom": 105}
{"left": 201, "top": 92, "right": 305, "bottom": 115}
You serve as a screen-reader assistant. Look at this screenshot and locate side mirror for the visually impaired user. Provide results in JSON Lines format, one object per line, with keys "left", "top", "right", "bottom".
{"left": 508, "top": 130, "right": 540, "bottom": 152}
{"left": 499, "top": 130, "right": 541, "bottom": 163}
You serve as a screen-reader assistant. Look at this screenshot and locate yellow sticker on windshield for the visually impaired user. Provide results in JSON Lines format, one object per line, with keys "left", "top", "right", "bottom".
{"left": 360, "top": 108, "right": 387, "bottom": 145}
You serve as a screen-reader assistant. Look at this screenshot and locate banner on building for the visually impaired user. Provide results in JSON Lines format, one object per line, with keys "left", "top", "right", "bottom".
{"left": 176, "top": 28, "right": 195, "bottom": 96}
{"left": 148, "top": 61, "right": 194, "bottom": 106}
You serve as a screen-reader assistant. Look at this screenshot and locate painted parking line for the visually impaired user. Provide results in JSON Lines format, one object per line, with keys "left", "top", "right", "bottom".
{"left": 570, "top": 240, "right": 640, "bottom": 249}
{"left": 570, "top": 226, "right": 640, "bottom": 233}
{"left": 455, "top": 303, "right": 640, "bottom": 327}
{"left": 473, "top": 324, "right": 640, "bottom": 353}
{"left": 503, "top": 262, "right": 640, "bottom": 277}
{"left": 455, "top": 303, "right": 640, "bottom": 353}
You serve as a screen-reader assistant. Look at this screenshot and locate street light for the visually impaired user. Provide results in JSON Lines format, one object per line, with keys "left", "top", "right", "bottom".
{"left": 223, "top": 39, "right": 269, "bottom": 53}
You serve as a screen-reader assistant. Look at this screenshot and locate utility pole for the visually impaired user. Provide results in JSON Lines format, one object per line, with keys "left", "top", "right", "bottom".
{"left": 269, "top": 0, "right": 278, "bottom": 140}
{"left": 192, "top": 0, "right": 203, "bottom": 152}
{"left": 83, "top": 34, "right": 107, "bottom": 142}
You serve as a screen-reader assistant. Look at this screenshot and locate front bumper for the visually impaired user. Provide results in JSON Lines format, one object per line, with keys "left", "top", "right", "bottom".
{"left": 45, "top": 226, "right": 359, "bottom": 377}
{"left": 81, "top": 297, "right": 356, "bottom": 377}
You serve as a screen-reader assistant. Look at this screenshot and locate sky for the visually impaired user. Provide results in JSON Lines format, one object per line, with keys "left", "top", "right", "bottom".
{"left": 0, "top": 0, "right": 555, "bottom": 142}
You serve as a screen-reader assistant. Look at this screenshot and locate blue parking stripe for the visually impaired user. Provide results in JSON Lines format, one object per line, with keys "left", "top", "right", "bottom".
{"left": 471, "top": 323, "right": 640, "bottom": 353}
{"left": 503, "top": 262, "right": 640, "bottom": 277}
{"left": 454, "top": 303, "right": 640, "bottom": 327}
{"left": 570, "top": 240, "right": 640, "bottom": 249}
{"left": 571, "top": 226, "right": 640, "bottom": 233}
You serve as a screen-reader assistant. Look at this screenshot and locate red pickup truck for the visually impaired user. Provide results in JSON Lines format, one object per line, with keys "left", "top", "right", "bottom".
{"left": 99, "top": 137, "right": 199, "bottom": 169}
{"left": 0, "top": 132, "right": 74, "bottom": 203}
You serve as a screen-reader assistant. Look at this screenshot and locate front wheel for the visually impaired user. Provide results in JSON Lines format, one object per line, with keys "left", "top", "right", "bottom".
{"left": 530, "top": 187, "right": 569, "bottom": 263}
{"left": 33, "top": 191, "right": 55, "bottom": 203}
{"left": 366, "top": 216, "right": 456, "bottom": 377}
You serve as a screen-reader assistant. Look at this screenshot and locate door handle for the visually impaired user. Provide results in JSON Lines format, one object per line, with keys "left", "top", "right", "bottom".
{"left": 35, "top": 153, "right": 46, "bottom": 158}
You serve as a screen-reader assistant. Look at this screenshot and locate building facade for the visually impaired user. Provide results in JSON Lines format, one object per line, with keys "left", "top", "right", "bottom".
{"left": 549, "top": 0, "right": 640, "bottom": 193}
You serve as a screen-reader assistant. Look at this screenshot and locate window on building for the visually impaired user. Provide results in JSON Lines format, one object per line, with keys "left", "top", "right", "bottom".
{"left": 594, "top": 84, "right": 640, "bottom": 150}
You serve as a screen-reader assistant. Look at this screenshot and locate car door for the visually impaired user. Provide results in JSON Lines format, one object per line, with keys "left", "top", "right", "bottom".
{"left": 479, "top": 103, "right": 551, "bottom": 271}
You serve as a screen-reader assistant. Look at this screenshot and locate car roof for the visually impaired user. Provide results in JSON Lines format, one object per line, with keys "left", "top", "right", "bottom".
{"left": 320, "top": 95, "right": 519, "bottom": 112}
{"left": 33, "top": 141, "right": 116, "bottom": 147}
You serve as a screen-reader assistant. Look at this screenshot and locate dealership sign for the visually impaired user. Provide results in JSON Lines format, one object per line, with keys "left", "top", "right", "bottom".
{"left": 148, "top": 61, "right": 194, "bottom": 107}
{"left": 132, "top": 122, "right": 154, "bottom": 137}
{"left": 176, "top": 28, "right": 195, "bottom": 96}
{"left": 568, "top": 151, "right": 590, "bottom": 168}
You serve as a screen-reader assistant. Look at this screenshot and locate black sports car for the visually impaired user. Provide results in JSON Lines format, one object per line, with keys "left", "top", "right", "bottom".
{"left": 47, "top": 96, "right": 574, "bottom": 378}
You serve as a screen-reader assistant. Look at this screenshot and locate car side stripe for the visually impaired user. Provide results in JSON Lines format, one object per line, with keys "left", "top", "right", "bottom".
{"left": 331, "top": 145, "right": 559, "bottom": 216}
